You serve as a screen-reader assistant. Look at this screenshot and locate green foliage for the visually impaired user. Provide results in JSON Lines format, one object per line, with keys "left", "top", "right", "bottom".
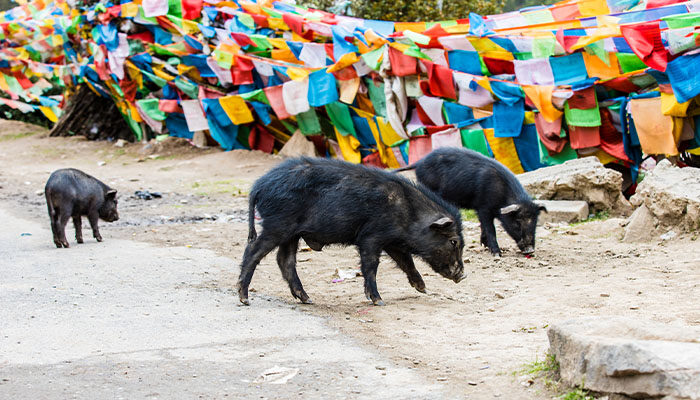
{"left": 502, "top": 0, "right": 558, "bottom": 12}
{"left": 299, "top": 0, "right": 503, "bottom": 22}
{"left": 460, "top": 209, "right": 479, "bottom": 222}
{"left": 520, "top": 353, "right": 560, "bottom": 376}
{"left": 0, "top": 0, "right": 15, "bottom": 11}
{"left": 0, "top": 105, "right": 54, "bottom": 129}
{"left": 558, "top": 386, "right": 594, "bottom": 400}
{"left": 570, "top": 210, "right": 611, "bottom": 226}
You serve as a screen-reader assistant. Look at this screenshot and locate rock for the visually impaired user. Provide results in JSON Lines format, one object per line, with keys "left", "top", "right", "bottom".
{"left": 629, "top": 159, "right": 700, "bottom": 232}
{"left": 192, "top": 131, "right": 208, "bottom": 148}
{"left": 535, "top": 200, "right": 589, "bottom": 224}
{"left": 622, "top": 205, "right": 657, "bottom": 243}
{"left": 548, "top": 317, "right": 700, "bottom": 400}
{"left": 279, "top": 131, "right": 317, "bottom": 158}
{"left": 518, "top": 157, "right": 631, "bottom": 214}
{"left": 113, "top": 139, "right": 128, "bottom": 148}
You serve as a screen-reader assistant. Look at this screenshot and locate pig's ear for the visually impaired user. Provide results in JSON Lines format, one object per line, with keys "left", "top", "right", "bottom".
{"left": 105, "top": 189, "right": 117, "bottom": 200}
{"left": 430, "top": 216, "right": 454, "bottom": 230}
{"left": 500, "top": 204, "right": 521, "bottom": 215}
{"left": 538, "top": 205, "right": 548, "bottom": 213}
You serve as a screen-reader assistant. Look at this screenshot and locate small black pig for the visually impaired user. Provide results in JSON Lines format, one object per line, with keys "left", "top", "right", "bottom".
{"left": 238, "top": 157, "right": 466, "bottom": 306}
{"left": 397, "top": 147, "right": 546, "bottom": 256}
{"left": 45, "top": 168, "right": 119, "bottom": 248}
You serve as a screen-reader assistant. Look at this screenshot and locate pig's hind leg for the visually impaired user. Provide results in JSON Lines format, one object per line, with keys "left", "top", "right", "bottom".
{"left": 88, "top": 211, "right": 102, "bottom": 242}
{"left": 276, "top": 238, "right": 311, "bottom": 304}
{"left": 237, "top": 232, "right": 279, "bottom": 305}
{"left": 73, "top": 215, "right": 83, "bottom": 244}
{"left": 385, "top": 247, "right": 426, "bottom": 293}
{"left": 358, "top": 242, "right": 384, "bottom": 306}
{"left": 56, "top": 209, "right": 71, "bottom": 248}
{"left": 477, "top": 210, "right": 501, "bottom": 256}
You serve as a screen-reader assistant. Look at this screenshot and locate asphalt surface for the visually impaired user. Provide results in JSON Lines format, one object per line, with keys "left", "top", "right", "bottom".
{"left": 0, "top": 206, "right": 444, "bottom": 399}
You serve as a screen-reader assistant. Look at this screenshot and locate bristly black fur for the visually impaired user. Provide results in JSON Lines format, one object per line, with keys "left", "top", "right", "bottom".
{"left": 238, "top": 156, "right": 467, "bottom": 306}
{"left": 410, "top": 147, "right": 545, "bottom": 256}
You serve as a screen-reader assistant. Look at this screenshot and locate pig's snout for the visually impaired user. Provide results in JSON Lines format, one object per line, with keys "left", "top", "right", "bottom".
{"left": 452, "top": 271, "right": 467, "bottom": 283}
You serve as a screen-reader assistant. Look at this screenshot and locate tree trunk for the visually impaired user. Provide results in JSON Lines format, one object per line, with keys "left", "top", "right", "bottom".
{"left": 49, "top": 85, "right": 135, "bottom": 142}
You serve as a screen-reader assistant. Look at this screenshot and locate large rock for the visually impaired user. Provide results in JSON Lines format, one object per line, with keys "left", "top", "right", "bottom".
{"left": 279, "top": 130, "right": 317, "bottom": 158}
{"left": 548, "top": 317, "right": 700, "bottom": 400}
{"left": 629, "top": 159, "right": 700, "bottom": 232}
{"left": 622, "top": 205, "right": 658, "bottom": 242}
{"left": 535, "top": 200, "right": 589, "bottom": 223}
{"left": 518, "top": 157, "right": 631, "bottom": 214}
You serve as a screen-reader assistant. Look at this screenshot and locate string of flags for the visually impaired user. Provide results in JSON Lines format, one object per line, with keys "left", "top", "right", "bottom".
{"left": 1, "top": 0, "right": 699, "bottom": 177}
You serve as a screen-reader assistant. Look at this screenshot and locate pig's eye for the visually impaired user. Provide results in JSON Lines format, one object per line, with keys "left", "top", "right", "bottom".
{"left": 450, "top": 240, "right": 458, "bottom": 247}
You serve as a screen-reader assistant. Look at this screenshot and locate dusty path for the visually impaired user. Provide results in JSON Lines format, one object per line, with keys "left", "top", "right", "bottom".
{"left": 1, "top": 121, "right": 699, "bottom": 399}
{"left": 0, "top": 206, "right": 445, "bottom": 399}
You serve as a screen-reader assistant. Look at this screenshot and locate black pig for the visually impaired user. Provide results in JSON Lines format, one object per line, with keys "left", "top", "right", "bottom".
{"left": 397, "top": 148, "right": 546, "bottom": 256}
{"left": 45, "top": 168, "right": 119, "bottom": 248}
{"left": 238, "top": 157, "right": 466, "bottom": 306}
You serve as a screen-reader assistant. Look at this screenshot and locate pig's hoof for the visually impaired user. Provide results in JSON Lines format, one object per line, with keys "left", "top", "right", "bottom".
{"left": 491, "top": 251, "right": 502, "bottom": 257}
{"left": 95, "top": 236, "right": 103, "bottom": 242}
{"left": 76, "top": 237, "right": 83, "bottom": 244}
{"left": 372, "top": 299, "right": 386, "bottom": 306}
{"left": 411, "top": 280, "right": 427, "bottom": 293}
{"left": 54, "top": 241, "right": 62, "bottom": 248}
{"left": 300, "top": 297, "right": 313, "bottom": 304}
{"left": 61, "top": 241, "right": 70, "bottom": 248}
{"left": 239, "top": 297, "right": 250, "bottom": 306}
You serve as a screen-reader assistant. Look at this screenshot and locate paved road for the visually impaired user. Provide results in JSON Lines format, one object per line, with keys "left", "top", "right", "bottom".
{"left": 0, "top": 206, "right": 443, "bottom": 399}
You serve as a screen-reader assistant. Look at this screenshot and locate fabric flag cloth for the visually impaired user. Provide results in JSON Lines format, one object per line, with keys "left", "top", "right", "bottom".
{"left": 549, "top": 53, "right": 589, "bottom": 85}
{"left": 564, "top": 102, "right": 601, "bottom": 127}
{"left": 569, "top": 125, "right": 602, "bottom": 149}
{"left": 514, "top": 58, "right": 555, "bottom": 86}
{"left": 512, "top": 124, "right": 546, "bottom": 172}
{"left": 431, "top": 127, "right": 463, "bottom": 149}
{"left": 619, "top": 21, "right": 668, "bottom": 72}
{"left": 417, "top": 96, "right": 446, "bottom": 126}
{"left": 534, "top": 113, "right": 566, "bottom": 154}
{"left": 460, "top": 128, "right": 490, "bottom": 156}
{"left": 454, "top": 73, "right": 494, "bottom": 107}
{"left": 142, "top": 0, "right": 168, "bottom": 18}
{"left": 448, "top": 50, "right": 484, "bottom": 76}
{"left": 408, "top": 135, "right": 433, "bottom": 164}
{"left": 308, "top": 69, "right": 338, "bottom": 107}
{"left": 181, "top": 99, "right": 209, "bottom": 131}
{"left": 326, "top": 102, "right": 356, "bottom": 137}
{"left": 598, "top": 108, "right": 631, "bottom": 162}
{"left": 263, "top": 85, "right": 291, "bottom": 120}
{"left": 219, "top": 95, "right": 254, "bottom": 125}
{"left": 282, "top": 78, "right": 310, "bottom": 115}
{"left": 493, "top": 99, "right": 524, "bottom": 138}
{"left": 666, "top": 52, "right": 700, "bottom": 103}
{"left": 629, "top": 96, "right": 679, "bottom": 155}
{"left": 426, "top": 61, "right": 457, "bottom": 100}
{"left": 388, "top": 46, "right": 419, "bottom": 76}
{"left": 522, "top": 85, "right": 563, "bottom": 123}
{"left": 567, "top": 87, "right": 597, "bottom": 109}
{"left": 335, "top": 127, "right": 362, "bottom": 163}
{"left": 484, "top": 128, "right": 525, "bottom": 174}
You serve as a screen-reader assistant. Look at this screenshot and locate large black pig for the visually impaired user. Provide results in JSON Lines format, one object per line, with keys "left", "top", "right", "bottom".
{"left": 397, "top": 147, "right": 546, "bottom": 256}
{"left": 45, "top": 168, "right": 119, "bottom": 248}
{"left": 238, "top": 157, "right": 466, "bottom": 306}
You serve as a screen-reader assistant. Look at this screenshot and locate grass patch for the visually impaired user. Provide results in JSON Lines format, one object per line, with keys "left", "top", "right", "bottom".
{"left": 460, "top": 209, "right": 479, "bottom": 222}
{"left": 558, "top": 386, "right": 594, "bottom": 400}
{"left": 0, "top": 131, "right": 39, "bottom": 142}
{"left": 570, "top": 210, "right": 610, "bottom": 226}
{"left": 191, "top": 179, "right": 249, "bottom": 197}
{"left": 520, "top": 353, "right": 559, "bottom": 376}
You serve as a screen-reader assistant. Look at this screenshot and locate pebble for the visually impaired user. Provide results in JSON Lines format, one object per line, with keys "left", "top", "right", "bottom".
{"left": 97, "top": 161, "right": 106, "bottom": 166}
{"left": 436, "top": 377, "right": 448, "bottom": 382}
{"left": 600, "top": 293, "right": 610, "bottom": 297}
{"left": 494, "top": 292, "right": 505, "bottom": 299}
{"left": 375, "top": 366, "right": 386, "bottom": 370}
{"left": 468, "top": 381, "right": 477, "bottom": 386}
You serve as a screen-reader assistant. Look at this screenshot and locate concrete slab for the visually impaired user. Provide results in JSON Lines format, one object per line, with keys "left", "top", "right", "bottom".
{"left": 535, "top": 200, "right": 589, "bottom": 224}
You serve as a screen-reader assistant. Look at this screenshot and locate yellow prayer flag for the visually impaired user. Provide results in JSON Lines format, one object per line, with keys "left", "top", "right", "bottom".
{"left": 334, "top": 127, "right": 361, "bottom": 163}
{"left": 220, "top": 95, "right": 255, "bottom": 125}
{"left": 286, "top": 67, "right": 310, "bottom": 81}
{"left": 484, "top": 128, "right": 525, "bottom": 174}
{"left": 327, "top": 52, "right": 358, "bottom": 73}
{"left": 121, "top": 2, "right": 138, "bottom": 17}
{"left": 39, "top": 106, "right": 58, "bottom": 122}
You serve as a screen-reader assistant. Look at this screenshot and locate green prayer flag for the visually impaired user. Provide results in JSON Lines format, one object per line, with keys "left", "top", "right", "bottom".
{"left": 142, "top": 70, "right": 167, "bottom": 88}
{"left": 237, "top": 12, "right": 255, "bottom": 29}
{"left": 362, "top": 46, "right": 385, "bottom": 71}
{"left": 403, "top": 30, "right": 431, "bottom": 45}
{"left": 249, "top": 35, "right": 273, "bottom": 50}
{"left": 239, "top": 89, "right": 270, "bottom": 105}
{"left": 564, "top": 102, "right": 601, "bottom": 127}
{"left": 538, "top": 136, "right": 577, "bottom": 165}
{"left": 167, "top": 0, "right": 182, "bottom": 18}
{"left": 297, "top": 109, "right": 321, "bottom": 135}
{"left": 174, "top": 77, "right": 199, "bottom": 99}
{"left": 325, "top": 102, "right": 356, "bottom": 136}
{"left": 460, "top": 129, "right": 490, "bottom": 156}
{"left": 584, "top": 40, "right": 610, "bottom": 66}
{"left": 617, "top": 53, "right": 647, "bottom": 73}
{"left": 136, "top": 98, "right": 166, "bottom": 121}
{"left": 366, "top": 79, "right": 386, "bottom": 118}
{"left": 532, "top": 37, "right": 556, "bottom": 59}
{"left": 403, "top": 44, "right": 430, "bottom": 60}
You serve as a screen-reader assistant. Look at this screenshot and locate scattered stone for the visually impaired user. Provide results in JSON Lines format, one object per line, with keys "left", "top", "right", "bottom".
{"left": 114, "top": 139, "right": 128, "bottom": 148}
{"left": 494, "top": 292, "right": 505, "bottom": 299}
{"left": 623, "top": 205, "right": 657, "bottom": 243}
{"left": 436, "top": 377, "right": 448, "bottom": 382}
{"left": 548, "top": 317, "right": 700, "bottom": 400}
{"left": 535, "top": 200, "right": 589, "bottom": 223}
{"left": 375, "top": 366, "right": 386, "bottom": 370}
{"left": 518, "top": 157, "right": 631, "bottom": 214}
{"left": 630, "top": 159, "right": 700, "bottom": 232}
{"left": 660, "top": 230, "right": 677, "bottom": 241}
{"left": 600, "top": 293, "right": 610, "bottom": 297}
{"left": 278, "top": 130, "right": 317, "bottom": 158}
{"left": 468, "top": 381, "right": 478, "bottom": 386}
{"left": 35, "top": 190, "right": 43, "bottom": 196}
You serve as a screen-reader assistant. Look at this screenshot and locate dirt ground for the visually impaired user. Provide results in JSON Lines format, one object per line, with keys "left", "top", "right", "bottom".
{"left": 1, "top": 120, "right": 699, "bottom": 399}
